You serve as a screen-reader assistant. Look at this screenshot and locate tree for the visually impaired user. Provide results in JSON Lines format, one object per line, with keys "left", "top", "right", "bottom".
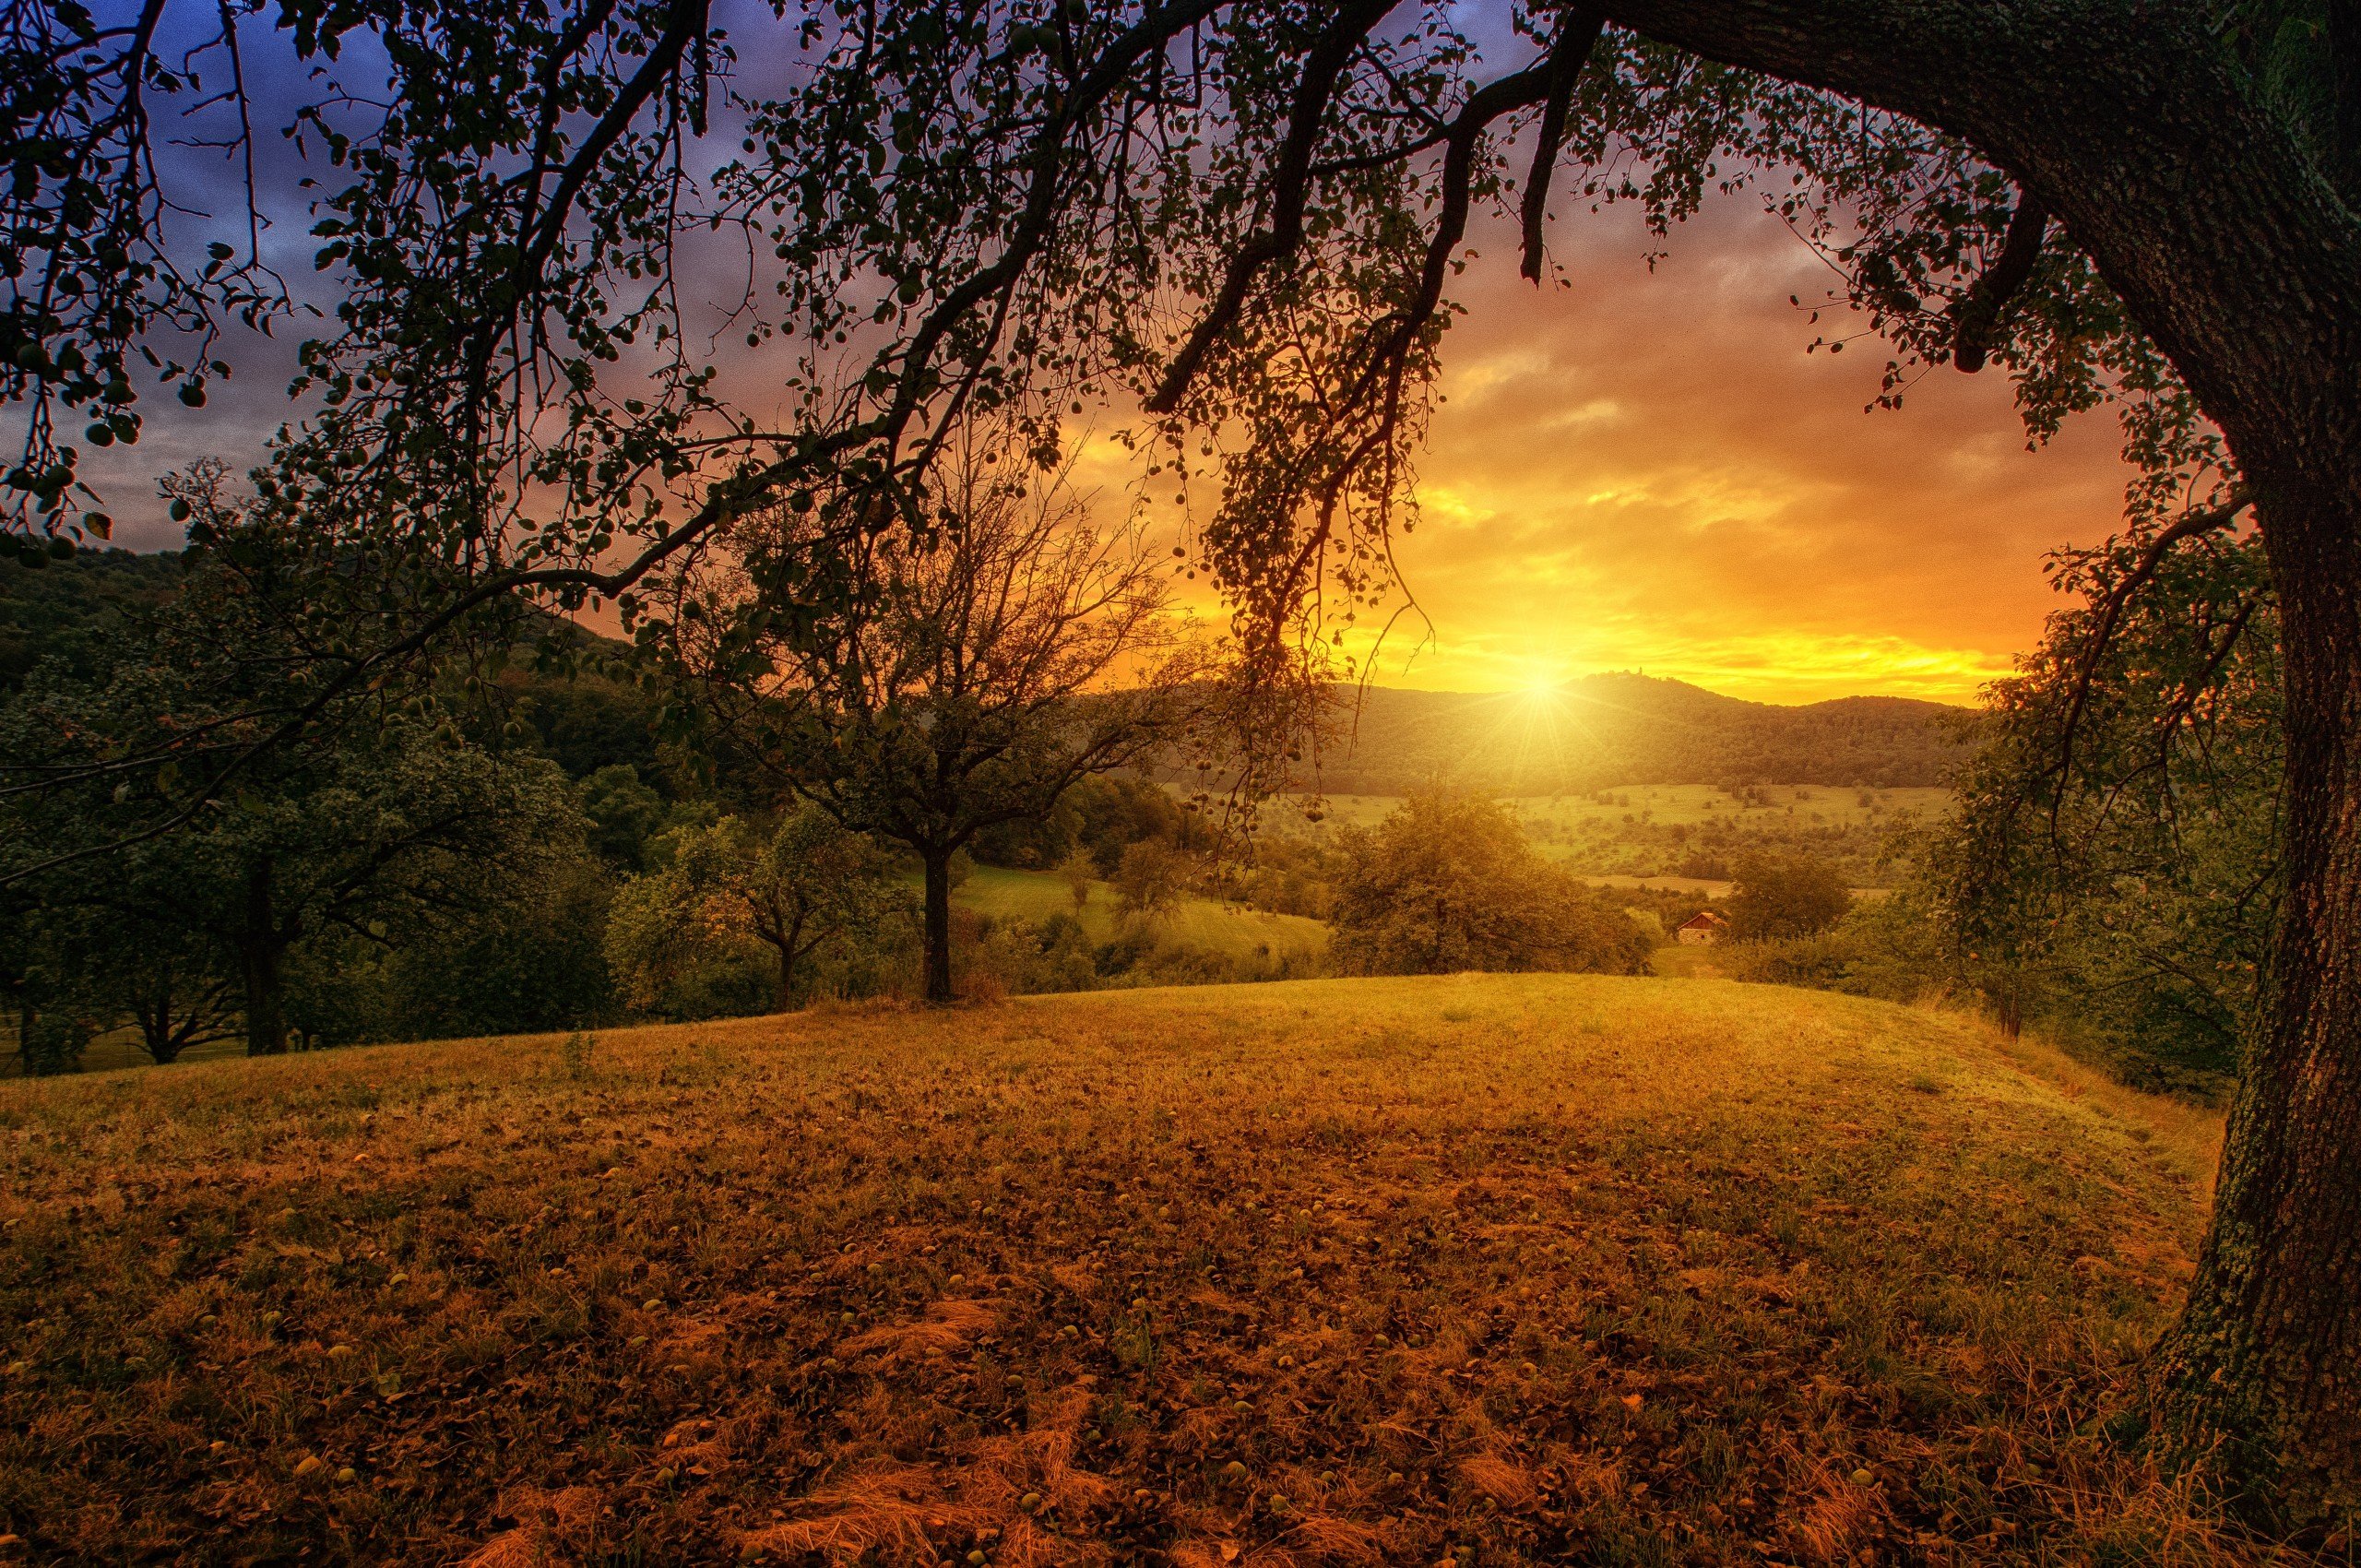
{"left": 0, "top": 497, "right": 602, "bottom": 1056}
{"left": 67, "top": 896, "right": 242, "bottom": 1064}
{"left": 605, "top": 809, "right": 908, "bottom": 1014}
{"left": 671, "top": 461, "right": 1212, "bottom": 1003}
{"left": 1726, "top": 852, "right": 1854, "bottom": 944}
{"left": 9, "top": 0, "right": 2361, "bottom": 1511}
{"left": 1058, "top": 849, "right": 1096, "bottom": 914}
{"left": 694, "top": 808, "right": 904, "bottom": 1004}
{"left": 1111, "top": 839, "right": 1190, "bottom": 923}
{"left": 1330, "top": 790, "right": 1652, "bottom": 978}
{"left": 577, "top": 765, "right": 671, "bottom": 873}
{"left": 1928, "top": 529, "right": 2277, "bottom": 1078}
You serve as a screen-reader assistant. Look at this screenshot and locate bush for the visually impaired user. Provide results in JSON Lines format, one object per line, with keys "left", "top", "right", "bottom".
{"left": 1113, "top": 839, "right": 1190, "bottom": 921}
{"left": 972, "top": 912, "right": 1101, "bottom": 995}
{"left": 17, "top": 1012, "right": 90, "bottom": 1075}
{"left": 1726, "top": 851, "right": 1852, "bottom": 941}
{"left": 954, "top": 909, "right": 1327, "bottom": 998}
{"left": 1330, "top": 790, "right": 1653, "bottom": 977}
{"left": 1721, "top": 890, "right": 1950, "bottom": 1003}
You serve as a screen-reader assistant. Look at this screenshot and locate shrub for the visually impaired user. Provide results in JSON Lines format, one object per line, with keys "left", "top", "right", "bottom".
{"left": 1726, "top": 851, "right": 1852, "bottom": 942}
{"left": 1330, "top": 790, "right": 1653, "bottom": 977}
{"left": 1112, "top": 839, "right": 1191, "bottom": 921}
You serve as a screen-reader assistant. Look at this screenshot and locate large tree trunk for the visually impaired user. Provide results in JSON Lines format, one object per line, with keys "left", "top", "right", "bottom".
{"left": 136, "top": 978, "right": 185, "bottom": 1065}
{"left": 783, "top": 934, "right": 812, "bottom": 1010}
{"left": 1582, "top": 0, "right": 2361, "bottom": 1511}
{"left": 2162, "top": 491, "right": 2361, "bottom": 1518}
{"left": 920, "top": 848, "right": 955, "bottom": 1004}
{"left": 771, "top": 915, "right": 807, "bottom": 1009}
{"left": 242, "top": 859, "right": 289, "bottom": 1058}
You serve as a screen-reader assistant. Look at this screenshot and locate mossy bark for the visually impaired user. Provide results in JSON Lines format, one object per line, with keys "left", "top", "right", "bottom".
{"left": 2161, "top": 509, "right": 2361, "bottom": 1521}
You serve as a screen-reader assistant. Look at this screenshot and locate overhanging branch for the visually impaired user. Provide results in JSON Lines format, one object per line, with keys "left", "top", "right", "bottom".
{"left": 1520, "top": 8, "right": 1607, "bottom": 283}
{"left": 1951, "top": 191, "right": 2047, "bottom": 373}
{"left": 2048, "top": 493, "right": 2250, "bottom": 837}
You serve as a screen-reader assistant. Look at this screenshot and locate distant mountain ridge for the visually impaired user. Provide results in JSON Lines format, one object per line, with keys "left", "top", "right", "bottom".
{"left": 1311, "top": 673, "right": 1974, "bottom": 794}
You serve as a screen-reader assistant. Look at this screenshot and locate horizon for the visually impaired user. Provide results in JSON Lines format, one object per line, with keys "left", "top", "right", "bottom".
{"left": 63, "top": 538, "right": 1996, "bottom": 711}
{"left": 1329, "top": 668, "right": 1977, "bottom": 711}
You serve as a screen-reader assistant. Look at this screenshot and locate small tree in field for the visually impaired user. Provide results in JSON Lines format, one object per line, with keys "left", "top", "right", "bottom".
{"left": 1331, "top": 791, "right": 1653, "bottom": 978}
{"left": 1058, "top": 850, "right": 1096, "bottom": 915}
{"left": 676, "top": 460, "right": 1212, "bottom": 1003}
{"left": 1726, "top": 853, "right": 1854, "bottom": 943}
{"left": 606, "top": 807, "right": 908, "bottom": 1012}
{"left": 1112, "top": 839, "right": 1189, "bottom": 924}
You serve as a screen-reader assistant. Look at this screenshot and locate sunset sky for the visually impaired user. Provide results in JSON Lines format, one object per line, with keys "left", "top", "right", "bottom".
{"left": 89, "top": 179, "right": 2136, "bottom": 711}
{"left": 1281, "top": 196, "right": 2135, "bottom": 707}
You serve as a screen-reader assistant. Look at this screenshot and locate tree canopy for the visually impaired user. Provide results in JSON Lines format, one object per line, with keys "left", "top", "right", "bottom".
{"left": 1726, "top": 850, "right": 1852, "bottom": 944}
{"left": 1929, "top": 529, "right": 2279, "bottom": 1077}
{"left": 1330, "top": 790, "right": 1652, "bottom": 977}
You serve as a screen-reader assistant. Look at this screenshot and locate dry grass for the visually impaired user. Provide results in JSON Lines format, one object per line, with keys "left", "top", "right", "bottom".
{"left": 955, "top": 865, "right": 1329, "bottom": 966}
{"left": 0, "top": 975, "right": 2326, "bottom": 1564}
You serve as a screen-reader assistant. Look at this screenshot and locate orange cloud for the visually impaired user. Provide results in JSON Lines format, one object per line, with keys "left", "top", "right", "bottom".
{"left": 1340, "top": 196, "right": 2130, "bottom": 706}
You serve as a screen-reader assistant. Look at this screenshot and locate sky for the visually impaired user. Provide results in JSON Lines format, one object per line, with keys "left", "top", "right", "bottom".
{"left": 1290, "top": 196, "right": 2135, "bottom": 707}
{"left": 57, "top": 8, "right": 2142, "bottom": 712}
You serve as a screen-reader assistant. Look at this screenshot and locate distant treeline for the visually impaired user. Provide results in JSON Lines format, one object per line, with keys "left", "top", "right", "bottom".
{"left": 0, "top": 550, "right": 1303, "bottom": 1062}
{"left": 1309, "top": 677, "right": 1974, "bottom": 795}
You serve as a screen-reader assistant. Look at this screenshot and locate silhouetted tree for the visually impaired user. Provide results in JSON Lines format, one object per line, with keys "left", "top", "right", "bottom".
{"left": 671, "top": 463, "right": 1212, "bottom": 1002}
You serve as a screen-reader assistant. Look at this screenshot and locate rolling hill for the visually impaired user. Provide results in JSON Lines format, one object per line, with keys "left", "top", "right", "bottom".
{"left": 0, "top": 976, "right": 2248, "bottom": 1565}
{"left": 1307, "top": 673, "right": 1974, "bottom": 795}
{"left": 11, "top": 554, "right": 1972, "bottom": 798}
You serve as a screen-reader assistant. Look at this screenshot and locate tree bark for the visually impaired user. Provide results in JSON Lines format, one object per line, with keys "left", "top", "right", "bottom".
{"left": 921, "top": 848, "right": 955, "bottom": 1004}
{"left": 242, "top": 859, "right": 289, "bottom": 1058}
{"left": 1575, "top": 0, "right": 2361, "bottom": 1510}
{"left": 136, "top": 981, "right": 184, "bottom": 1065}
{"left": 2163, "top": 493, "right": 2361, "bottom": 1521}
{"left": 769, "top": 908, "right": 807, "bottom": 1009}
{"left": 775, "top": 940, "right": 798, "bottom": 1008}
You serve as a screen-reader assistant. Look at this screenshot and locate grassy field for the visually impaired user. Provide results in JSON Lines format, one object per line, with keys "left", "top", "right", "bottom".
{"left": 1273, "top": 786, "right": 1952, "bottom": 888}
{"left": 1280, "top": 785, "right": 1952, "bottom": 835}
{"left": 955, "top": 866, "right": 1329, "bottom": 967}
{"left": 0, "top": 974, "right": 2291, "bottom": 1565}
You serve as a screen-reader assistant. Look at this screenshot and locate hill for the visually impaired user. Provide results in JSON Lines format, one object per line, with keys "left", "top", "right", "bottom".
{"left": 0, "top": 977, "right": 2264, "bottom": 1565}
{"left": 7, "top": 555, "right": 1970, "bottom": 796}
{"left": 958, "top": 866, "right": 1328, "bottom": 970}
{"left": 1311, "top": 674, "right": 1973, "bottom": 794}
{"left": 0, "top": 547, "right": 184, "bottom": 692}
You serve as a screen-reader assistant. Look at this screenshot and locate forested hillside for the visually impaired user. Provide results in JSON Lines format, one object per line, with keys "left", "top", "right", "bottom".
{"left": 1312, "top": 674, "right": 1973, "bottom": 794}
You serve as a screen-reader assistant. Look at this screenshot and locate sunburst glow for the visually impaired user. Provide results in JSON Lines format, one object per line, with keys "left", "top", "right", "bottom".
{"left": 1070, "top": 198, "right": 2128, "bottom": 709}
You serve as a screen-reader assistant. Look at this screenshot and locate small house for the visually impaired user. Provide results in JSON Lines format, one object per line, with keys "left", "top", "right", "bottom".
{"left": 1676, "top": 909, "right": 1728, "bottom": 946}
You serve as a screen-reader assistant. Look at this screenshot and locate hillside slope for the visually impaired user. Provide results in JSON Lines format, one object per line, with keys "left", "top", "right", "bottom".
{"left": 957, "top": 865, "right": 1329, "bottom": 964}
{"left": 0, "top": 979, "right": 2264, "bottom": 1565}
{"left": 1315, "top": 674, "right": 1972, "bottom": 793}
